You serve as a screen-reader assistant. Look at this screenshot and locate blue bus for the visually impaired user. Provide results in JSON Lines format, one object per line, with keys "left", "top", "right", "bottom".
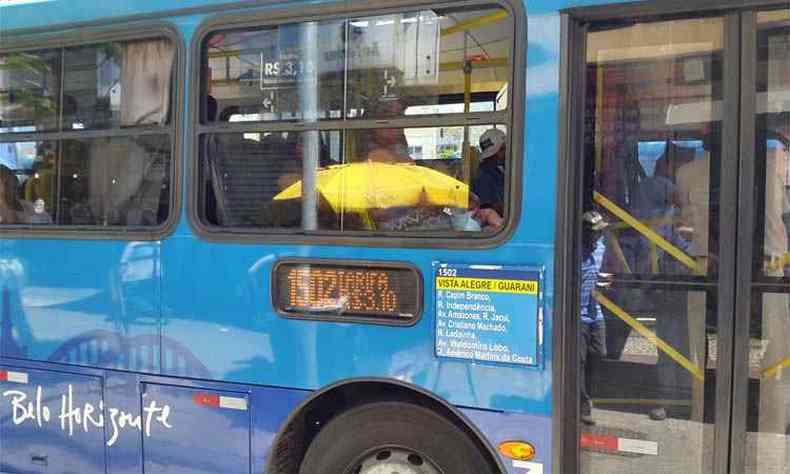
{"left": 1, "top": 0, "right": 788, "bottom": 473}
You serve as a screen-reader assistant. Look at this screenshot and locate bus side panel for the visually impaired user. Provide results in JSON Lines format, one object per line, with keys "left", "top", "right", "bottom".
{"left": 461, "top": 407, "right": 551, "bottom": 474}
{"left": 250, "top": 386, "right": 310, "bottom": 474}
{"left": 141, "top": 383, "right": 251, "bottom": 474}
{"left": 0, "top": 239, "right": 162, "bottom": 374}
{"left": 1, "top": 357, "right": 310, "bottom": 474}
{"left": 0, "top": 364, "right": 107, "bottom": 474}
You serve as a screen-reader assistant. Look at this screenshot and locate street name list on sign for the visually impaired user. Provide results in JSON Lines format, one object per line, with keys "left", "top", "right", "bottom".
{"left": 434, "top": 264, "right": 543, "bottom": 366}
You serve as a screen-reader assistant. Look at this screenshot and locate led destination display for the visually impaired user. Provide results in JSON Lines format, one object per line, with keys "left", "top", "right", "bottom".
{"left": 273, "top": 260, "right": 421, "bottom": 323}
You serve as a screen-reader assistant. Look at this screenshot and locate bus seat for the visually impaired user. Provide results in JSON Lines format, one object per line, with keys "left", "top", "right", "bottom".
{"left": 207, "top": 133, "right": 299, "bottom": 226}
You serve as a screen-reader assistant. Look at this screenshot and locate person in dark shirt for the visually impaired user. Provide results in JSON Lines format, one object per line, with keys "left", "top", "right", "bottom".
{"left": 472, "top": 128, "right": 506, "bottom": 217}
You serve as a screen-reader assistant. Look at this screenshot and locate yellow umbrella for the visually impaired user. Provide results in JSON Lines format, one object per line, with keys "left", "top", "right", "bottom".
{"left": 273, "top": 162, "right": 469, "bottom": 213}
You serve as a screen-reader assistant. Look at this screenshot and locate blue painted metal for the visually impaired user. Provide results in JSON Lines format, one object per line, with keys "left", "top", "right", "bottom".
{"left": 0, "top": 364, "right": 107, "bottom": 474}
{"left": 0, "top": 0, "right": 643, "bottom": 473}
{"left": 142, "top": 383, "right": 251, "bottom": 474}
{"left": 1, "top": 359, "right": 310, "bottom": 474}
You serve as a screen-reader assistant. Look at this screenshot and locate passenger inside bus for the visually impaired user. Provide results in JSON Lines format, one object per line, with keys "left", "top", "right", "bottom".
{"left": 580, "top": 210, "right": 607, "bottom": 426}
{"left": 631, "top": 143, "right": 693, "bottom": 421}
{"left": 472, "top": 127, "right": 506, "bottom": 217}
{"left": 363, "top": 98, "right": 412, "bottom": 164}
{"left": 0, "top": 165, "right": 51, "bottom": 225}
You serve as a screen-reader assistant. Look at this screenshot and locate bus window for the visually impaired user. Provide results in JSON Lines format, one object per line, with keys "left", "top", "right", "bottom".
{"left": 0, "top": 49, "right": 61, "bottom": 133}
{"left": 198, "top": 6, "right": 512, "bottom": 238}
{"left": 0, "top": 36, "right": 176, "bottom": 232}
{"left": 345, "top": 7, "right": 511, "bottom": 118}
{"left": 60, "top": 135, "right": 172, "bottom": 226}
{"left": 199, "top": 125, "right": 506, "bottom": 232}
{"left": 0, "top": 141, "right": 56, "bottom": 225}
{"left": 63, "top": 39, "right": 174, "bottom": 130}
{"left": 203, "top": 20, "right": 346, "bottom": 122}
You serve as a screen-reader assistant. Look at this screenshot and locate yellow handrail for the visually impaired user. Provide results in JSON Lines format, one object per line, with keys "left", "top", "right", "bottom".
{"left": 594, "top": 191, "right": 704, "bottom": 274}
{"left": 440, "top": 11, "right": 509, "bottom": 37}
{"left": 593, "top": 291, "right": 705, "bottom": 382}
{"left": 761, "top": 357, "right": 790, "bottom": 380}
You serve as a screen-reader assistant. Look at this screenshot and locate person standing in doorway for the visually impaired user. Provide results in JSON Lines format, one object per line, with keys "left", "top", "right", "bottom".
{"left": 580, "top": 210, "right": 607, "bottom": 425}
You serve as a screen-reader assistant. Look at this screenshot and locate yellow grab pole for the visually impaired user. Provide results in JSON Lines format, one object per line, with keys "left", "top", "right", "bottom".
{"left": 441, "top": 11, "right": 509, "bottom": 36}
{"left": 594, "top": 191, "right": 703, "bottom": 274}
{"left": 593, "top": 291, "right": 705, "bottom": 382}
{"left": 766, "top": 253, "right": 790, "bottom": 272}
{"left": 439, "top": 58, "right": 507, "bottom": 72}
{"left": 761, "top": 357, "right": 790, "bottom": 380}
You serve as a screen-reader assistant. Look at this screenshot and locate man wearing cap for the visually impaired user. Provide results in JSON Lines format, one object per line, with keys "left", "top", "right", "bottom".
{"left": 579, "top": 211, "right": 607, "bottom": 425}
{"left": 472, "top": 128, "right": 506, "bottom": 217}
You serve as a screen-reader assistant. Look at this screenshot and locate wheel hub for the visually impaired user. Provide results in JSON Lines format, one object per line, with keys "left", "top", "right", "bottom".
{"left": 353, "top": 448, "right": 442, "bottom": 474}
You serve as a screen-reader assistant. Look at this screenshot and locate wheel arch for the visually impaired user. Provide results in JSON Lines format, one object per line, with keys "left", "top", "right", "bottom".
{"left": 265, "top": 377, "right": 505, "bottom": 474}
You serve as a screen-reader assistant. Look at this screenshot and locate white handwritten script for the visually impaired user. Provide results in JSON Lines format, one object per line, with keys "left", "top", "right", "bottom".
{"left": 2, "top": 385, "right": 172, "bottom": 446}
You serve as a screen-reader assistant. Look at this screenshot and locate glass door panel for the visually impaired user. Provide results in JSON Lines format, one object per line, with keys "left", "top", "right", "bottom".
{"left": 581, "top": 16, "right": 725, "bottom": 474}
{"left": 745, "top": 9, "right": 790, "bottom": 474}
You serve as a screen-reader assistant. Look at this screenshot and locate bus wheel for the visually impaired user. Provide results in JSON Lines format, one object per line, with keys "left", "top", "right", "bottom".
{"left": 299, "top": 401, "right": 493, "bottom": 474}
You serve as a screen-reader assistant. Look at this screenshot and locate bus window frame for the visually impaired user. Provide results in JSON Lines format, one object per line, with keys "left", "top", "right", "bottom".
{"left": 0, "top": 22, "right": 184, "bottom": 241}
{"left": 187, "top": 0, "right": 526, "bottom": 249}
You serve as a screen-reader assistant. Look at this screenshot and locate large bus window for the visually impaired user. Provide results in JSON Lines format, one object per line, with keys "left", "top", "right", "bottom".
{"left": 0, "top": 49, "right": 61, "bottom": 133}
{"left": 203, "top": 6, "right": 511, "bottom": 123}
{"left": 198, "top": 5, "right": 512, "bottom": 238}
{"left": 199, "top": 124, "right": 506, "bottom": 233}
{"left": 0, "top": 36, "right": 176, "bottom": 232}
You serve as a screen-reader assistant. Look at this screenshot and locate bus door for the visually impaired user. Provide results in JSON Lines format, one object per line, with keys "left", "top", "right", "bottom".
{"left": 570, "top": 5, "right": 790, "bottom": 474}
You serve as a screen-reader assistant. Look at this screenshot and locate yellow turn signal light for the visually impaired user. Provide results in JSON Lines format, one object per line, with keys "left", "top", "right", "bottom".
{"left": 498, "top": 441, "right": 536, "bottom": 461}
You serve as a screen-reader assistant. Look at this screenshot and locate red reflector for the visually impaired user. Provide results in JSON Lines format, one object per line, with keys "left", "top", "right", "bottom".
{"left": 580, "top": 433, "right": 618, "bottom": 453}
{"left": 0, "top": 370, "right": 7, "bottom": 381}
{"left": 193, "top": 393, "right": 220, "bottom": 407}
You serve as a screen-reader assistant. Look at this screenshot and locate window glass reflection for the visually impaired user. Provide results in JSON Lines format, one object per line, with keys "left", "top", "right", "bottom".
{"left": 60, "top": 135, "right": 171, "bottom": 226}
{"left": 204, "top": 21, "right": 346, "bottom": 122}
{"left": 201, "top": 6, "right": 511, "bottom": 123}
{"left": 200, "top": 124, "right": 507, "bottom": 233}
{"left": 583, "top": 286, "right": 714, "bottom": 473}
{"left": 582, "top": 16, "right": 724, "bottom": 474}
{"left": 63, "top": 38, "right": 175, "bottom": 130}
{"left": 347, "top": 7, "right": 510, "bottom": 118}
{"left": 587, "top": 18, "right": 724, "bottom": 279}
{"left": 0, "top": 140, "right": 56, "bottom": 224}
{"left": 745, "top": 292, "right": 790, "bottom": 473}
{"left": 0, "top": 49, "right": 61, "bottom": 133}
{"left": 747, "top": 11, "right": 790, "bottom": 474}
{"left": 756, "top": 16, "right": 790, "bottom": 277}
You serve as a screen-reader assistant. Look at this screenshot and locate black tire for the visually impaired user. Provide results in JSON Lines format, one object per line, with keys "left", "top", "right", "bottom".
{"left": 299, "top": 401, "right": 494, "bottom": 474}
